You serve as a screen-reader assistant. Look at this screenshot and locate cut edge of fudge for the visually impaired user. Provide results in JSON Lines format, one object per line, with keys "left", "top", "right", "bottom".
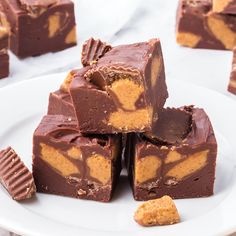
{"left": 32, "top": 115, "right": 122, "bottom": 202}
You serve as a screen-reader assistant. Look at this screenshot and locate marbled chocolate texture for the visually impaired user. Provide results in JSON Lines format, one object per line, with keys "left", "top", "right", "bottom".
{"left": 70, "top": 38, "right": 168, "bottom": 133}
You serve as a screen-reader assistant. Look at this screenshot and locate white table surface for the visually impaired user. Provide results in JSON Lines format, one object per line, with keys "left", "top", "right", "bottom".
{"left": 0, "top": 0, "right": 235, "bottom": 235}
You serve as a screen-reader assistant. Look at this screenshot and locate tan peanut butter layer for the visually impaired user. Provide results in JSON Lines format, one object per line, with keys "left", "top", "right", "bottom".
{"left": 134, "top": 195, "right": 180, "bottom": 226}
{"left": 86, "top": 154, "right": 111, "bottom": 185}
{"left": 135, "top": 156, "right": 161, "bottom": 184}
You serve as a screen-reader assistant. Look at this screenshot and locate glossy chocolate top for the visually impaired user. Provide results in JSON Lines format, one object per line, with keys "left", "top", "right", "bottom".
{"left": 144, "top": 106, "right": 216, "bottom": 146}
{"left": 93, "top": 38, "right": 160, "bottom": 72}
{"left": 74, "top": 38, "right": 162, "bottom": 90}
{"left": 145, "top": 108, "right": 191, "bottom": 144}
{"left": 34, "top": 115, "right": 112, "bottom": 147}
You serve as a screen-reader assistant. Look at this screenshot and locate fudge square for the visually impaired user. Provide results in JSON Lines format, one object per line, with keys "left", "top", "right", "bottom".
{"left": 1, "top": 0, "right": 77, "bottom": 58}
{"left": 176, "top": 0, "right": 236, "bottom": 50}
{"left": 213, "top": 0, "right": 236, "bottom": 14}
{"left": 33, "top": 115, "right": 122, "bottom": 202}
{"left": 125, "top": 106, "right": 217, "bottom": 201}
{"left": 228, "top": 47, "right": 236, "bottom": 94}
{"left": 69, "top": 38, "right": 168, "bottom": 134}
{"left": 0, "top": 26, "right": 9, "bottom": 79}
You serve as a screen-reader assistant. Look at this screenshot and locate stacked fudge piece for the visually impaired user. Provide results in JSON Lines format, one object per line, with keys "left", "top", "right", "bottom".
{"left": 176, "top": 0, "right": 236, "bottom": 50}
{"left": 32, "top": 38, "right": 217, "bottom": 202}
{"left": 0, "top": 0, "right": 77, "bottom": 58}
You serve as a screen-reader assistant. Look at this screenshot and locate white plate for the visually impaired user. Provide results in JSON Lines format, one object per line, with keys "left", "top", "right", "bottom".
{"left": 0, "top": 73, "right": 236, "bottom": 236}
{"left": 0, "top": 0, "right": 140, "bottom": 88}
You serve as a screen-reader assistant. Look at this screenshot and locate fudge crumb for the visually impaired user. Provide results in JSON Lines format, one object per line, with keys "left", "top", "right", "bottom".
{"left": 134, "top": 195, "right": 180, "bottom": 226}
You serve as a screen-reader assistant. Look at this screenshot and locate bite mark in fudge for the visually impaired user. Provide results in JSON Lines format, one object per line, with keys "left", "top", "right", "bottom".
{"left": 81, "top": 38, "right": 112, "bottom": 67}
{"left": 70, "top": 38, "right": 168, "bottom": 133}
{"left": 125, "top": 106, "right": 217, "bottom": 200}
{"left": 0, "top": 147, "right": 36, "bottom": 201}
{"left": 134, "top": 195, "right": 180, "bottom": 226}
{"left": 228, "top": 47, "right": 236, "bottom": 94}
{"left": 1, "top": 0, "right": 77, "bottom": 58}
{"left": 213, "top": 0, "right": 236, "bottom": 14}
{"left": 33, "top": 115, "right": 122, "bottom": 202}
{"left": 176, "top": 0, "right": 236, "bottom": 50}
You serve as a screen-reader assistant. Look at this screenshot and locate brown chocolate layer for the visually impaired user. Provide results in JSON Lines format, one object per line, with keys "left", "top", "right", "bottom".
{"left": 0, "top": 52, "right": 9, "bottom": 79}
{"left": 33, "top": 115, "right": 122, "bottom": 202}
{"left": 1, "top": 0, "right": 77, "bottom": 58}
{"left": 0, "top": 27, "right": 8, "bottom": 50}
{"left": 176, "top": 0, "right": 236, "bottom": 50}
{"left": 81, "top": 38, "right": 112, "bottom": 67}
{"left": 126, "top": 106, "right": 217, "bottom": 200}
{"left": 70, "top": 38, "right": 168, "bottom": 134}
{"left": 145, "top": 108, "right": 191, "bottom": 145}
{"left": 0, "top": 147, "right": 36, "bottom": 201}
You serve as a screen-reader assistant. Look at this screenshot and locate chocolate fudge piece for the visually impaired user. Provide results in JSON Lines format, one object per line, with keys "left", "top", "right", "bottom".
{"left": 33, "top": 115, "right": 122, "bottom": 202}
{"left": 134, "top": 195, "right": 180, "bottom": 226}
{"left": 70, "top": 38, "right": 168, "bottom": 134}
{"left": 176, "top": 0, "right": 236, "bottom": 50}
{"left": 47, "top": 69, "right": 79, "bottom": 117}
{"left": 126, "top": 106, "right": 217, "bottom": 200}
{"left": 47, "top": 89, "right": 75, "bottom": 117}
{"left": 81, "top": 38, "right": 112, "bottom": 67}
{"left": 228, "top": 47, "right": 236, "bottom": 94}
{"left": 0, "top": 147, "right": 36, "bottom": 201}
{"left": 213, "top": 0, "right": 236, "bottom": 14}
{"left": 1, "top": 0, "right": 77, "bottom": 58}
{"left": 0, "top": 26, "right": 9, "bottom": 79}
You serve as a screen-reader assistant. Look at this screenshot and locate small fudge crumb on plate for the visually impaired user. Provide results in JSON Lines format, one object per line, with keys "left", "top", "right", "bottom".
{"left": 134, "top": 195, "right": 180, "bottom": 226}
